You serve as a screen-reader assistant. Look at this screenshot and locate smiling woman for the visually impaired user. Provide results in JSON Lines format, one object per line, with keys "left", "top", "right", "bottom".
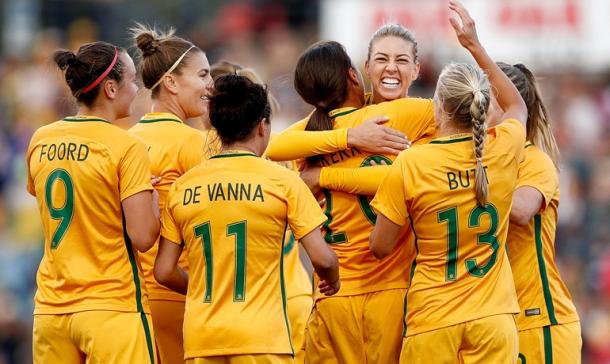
{"left": 128, "top": 24, "right": 213, "bottom": 364}
{"left": 365, "top": 24, "right": 420, "bottom": 104}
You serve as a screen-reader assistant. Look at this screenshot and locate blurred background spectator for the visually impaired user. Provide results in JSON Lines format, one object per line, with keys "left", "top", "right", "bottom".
{"left": 0, "top": 0, "right": 609, "bottom": 363}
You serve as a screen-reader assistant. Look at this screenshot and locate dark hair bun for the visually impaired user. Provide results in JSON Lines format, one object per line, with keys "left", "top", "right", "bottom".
{"left": 135, "top": 32, "right": 159, "bottom": 57}
{"left": 209, "top": 74, "right": 271, "bottom": 145}
{"left": 53, "top": 50, "right": 79, "bottom": 70}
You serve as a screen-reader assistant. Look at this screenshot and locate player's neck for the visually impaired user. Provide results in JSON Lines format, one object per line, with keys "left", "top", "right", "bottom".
{"left": 151, "top": 99, "right": 187, "bottom": 123}
{"left": 437, "top": 119, "right": 471, "bottom": 137}
{"left": 76, "top": 105, "right": 115, "bottom": 123}
{"left": 341, "top": 87, "right": 365, "bottom": 109}
{"left": 221, "top": 143, "right": 260, "bottom": 156}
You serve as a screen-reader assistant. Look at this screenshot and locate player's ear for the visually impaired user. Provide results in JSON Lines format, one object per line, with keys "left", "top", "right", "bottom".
{"left": 103, "top": 79, "right": 117, "bottom": 100}
{"left": 161, "top": 74, "right": 180, "bottom": 95}
{"left": 257, "top": 118, "right": 267, "bottom": 137}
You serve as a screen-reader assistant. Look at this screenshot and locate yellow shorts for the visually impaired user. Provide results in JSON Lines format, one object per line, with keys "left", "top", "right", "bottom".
{"left": 517, "top": 321, "right": 582, "bottom": 364}
{"left": 33, "top": 311, "right": 156, "bottom": 364}
{"left": 401, "top": 314, "right": 518, "bottom": 364}
{"left": 186, "top": 354, "right": 293, "bottom": 364}
{"left": 149, "top": 299, "right": 185, "bottom": 364}
{"left": 305, "top": 289, "right": 405, "bottom": 364}
{"left": 287, "top": 295, "right": 312, "bottom": 364}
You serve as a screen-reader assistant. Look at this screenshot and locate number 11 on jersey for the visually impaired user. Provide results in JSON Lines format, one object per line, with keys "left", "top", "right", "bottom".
{"left": 194, "top": 220, "right": 247, "bottom": 303}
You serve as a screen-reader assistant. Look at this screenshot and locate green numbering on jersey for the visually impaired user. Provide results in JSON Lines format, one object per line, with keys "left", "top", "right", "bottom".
{"left": 194, "top": 220, "right": 247, "bottom": 303}
{"left": 44, "top": 169, "right": 74, "bottom": 249}
{"left": 437, "top": 204, "right": 500, "bottom": 282}
{"left": 358, "top": 155, "right": 393, "bottom": 225}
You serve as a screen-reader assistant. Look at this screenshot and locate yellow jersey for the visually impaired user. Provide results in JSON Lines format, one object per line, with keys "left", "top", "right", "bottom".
{"left": 26, "top": 115, "right": 153, "bottom": 315}
{"left": 160, "top": 151, "right": 326, "bottom": 358}
{"left": 269, "top": 157, "right": 313, "bottom": 300}
{"left": 507, "top": 143, "right": 579, "bottom": 330}
{"left": 371, "top": 119, "right": 525, "bottom": 336}
{"left": 271, "top": 98, "right": 435, "bottom": 298}
{"left": 129, "top": 112, "right": 206, "bottom": 301}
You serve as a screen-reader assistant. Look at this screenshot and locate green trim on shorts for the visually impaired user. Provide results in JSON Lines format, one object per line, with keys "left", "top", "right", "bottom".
{"left": 140, "top": 312, "right": 156, "bottom": 364}
{"left": 543, "top": 326, "right": 553, "bottom": 364}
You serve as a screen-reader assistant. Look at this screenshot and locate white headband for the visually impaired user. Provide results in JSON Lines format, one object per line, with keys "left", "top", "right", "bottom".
{"left": 150, "top": 45, "right": 196, "bottom": 90}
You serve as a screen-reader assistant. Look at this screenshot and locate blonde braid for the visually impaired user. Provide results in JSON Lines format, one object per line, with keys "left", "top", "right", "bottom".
{"left": 470, "top": 89, "right": 489, "bottom": 207}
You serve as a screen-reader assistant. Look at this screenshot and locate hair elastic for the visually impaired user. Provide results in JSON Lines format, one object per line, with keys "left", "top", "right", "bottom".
{"left": 81, "top": 47, "right": 119, "bottom": 94}
{"left": 150, "top": 45, "right": 196, "bottom": 90}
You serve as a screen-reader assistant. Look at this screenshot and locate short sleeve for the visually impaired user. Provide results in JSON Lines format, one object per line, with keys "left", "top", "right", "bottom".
{"left": 370, "top": 153, "right": 409, "bottom": 226}
{"left": 490, "top": 118, "right": 526, "bottom": 163}
{"left": 381, "top": 98, "right": 436, "bottom": 144}
{"left": 160, "top": 184, "right": 182, "bottom": 245}
{"left": 284, "top": 173, "right": 327, "bottom": 240}
{"left": 119, "top": 138, "right": 154, "bottom": 201}
{"left": 178, "top": 131, "right": 206, "bottom": 173}
{"left": 516, "top": 146, "right": 558, "bottom": 212}
{"left": 26, "top": 139, "right": 37, "bottom": 196}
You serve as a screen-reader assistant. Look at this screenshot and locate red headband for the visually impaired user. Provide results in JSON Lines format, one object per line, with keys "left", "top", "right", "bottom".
{"left": 81, "top": 47, "right": 119, "bottom": 94}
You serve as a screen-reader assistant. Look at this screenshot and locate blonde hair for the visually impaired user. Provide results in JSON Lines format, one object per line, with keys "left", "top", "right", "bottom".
{"left": 367, "top": 23, "right": 418, "bottom": 62}
{"left": 435, "top": 63, "right": 491, "bottom": 207}
{"left": 498, "top": 62, "right": 559, "bottom": 169}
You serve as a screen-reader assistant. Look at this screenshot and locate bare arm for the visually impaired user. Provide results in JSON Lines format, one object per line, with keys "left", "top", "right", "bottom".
{"left": 369, "top": 214, "right": 402, "bottom": 259}
{"left": 154, "top": 237, "right": 188, "bottom": 295}
{"left": 299, "top": 228, "right": 340, "bottom": 296}
{"left": 122, "top": 189, "right": 160, "bottom": 252}
{"left": 510, "top": 186, "right": 543, "bottom": 226}
{"left": 449, "top": 0, "right": 527, "bottom": 126}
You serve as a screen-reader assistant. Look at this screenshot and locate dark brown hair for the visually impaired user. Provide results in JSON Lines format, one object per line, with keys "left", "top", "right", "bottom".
{"left": 498, "top": 62, "right": 559, "bottom": 168}
{"left": 209, "top": 75, "right": 271, "bottom": 146}
{"left": 294, "top": 41, "right": 353, "bottom": 134}
{"left": 131, "top": 23, "right": 201, "bottom": 97}
{"left": 53, "top": 41, "right": 124, "bottom": 106}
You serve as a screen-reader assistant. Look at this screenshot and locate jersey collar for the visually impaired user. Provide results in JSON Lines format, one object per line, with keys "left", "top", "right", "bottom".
{"left": 210, "top": 150, "right": 258, "bottom": 159}
{"left": 139, "top": 112, "right": 183, "bottom": 124}
{"left": 429, "top": 133, "right": 472, "bottom": 144}
{"left": 329, "top": 107, "right": 359, "bottom": 118}
{"left": 63, "top": 115, "right": 110, "bottom": 123}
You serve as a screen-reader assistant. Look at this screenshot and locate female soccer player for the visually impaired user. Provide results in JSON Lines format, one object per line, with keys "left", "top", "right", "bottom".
{"left": 366, "top": 23, "right": 420, "bottom": 104}
{"left": 128, "top": 25, "right": 213, "bottom": 364}
{"left": 209, "top": 59, "right": 313, "bottom": 364}
{"left": 500, "top": 62, "right": 581, "bottom": 363}
{"left": 154, "top": 74, "right": 340, "bottom": 364}
{"left": 370, "top": 2, "right": 527, "bottom": 363}
{"left": 265, "top": 39, "right": 436, "bottom": 362}
{"left": 27, "top": 41, "right": 159, "bottom": 364}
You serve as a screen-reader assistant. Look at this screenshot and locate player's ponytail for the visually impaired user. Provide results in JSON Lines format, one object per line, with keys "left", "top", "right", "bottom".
{"left": 435, "top": 63, "right": 490, "bottom": 207}
{"left": 294, "top": 41, "right": 354, "bottom": 163}
{"left": 53, "top": 42, "right": 124, "bottom": 106}
{"left": 130, "top": 23, "right": 201, "bottom": 96}
{"left": 498, "top": 62, "right": 559, "bottom": 169}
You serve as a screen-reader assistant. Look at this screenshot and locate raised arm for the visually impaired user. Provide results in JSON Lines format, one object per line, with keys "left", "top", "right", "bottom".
{"left": 449, "top": 0, "right": 527, "bottom": 125}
